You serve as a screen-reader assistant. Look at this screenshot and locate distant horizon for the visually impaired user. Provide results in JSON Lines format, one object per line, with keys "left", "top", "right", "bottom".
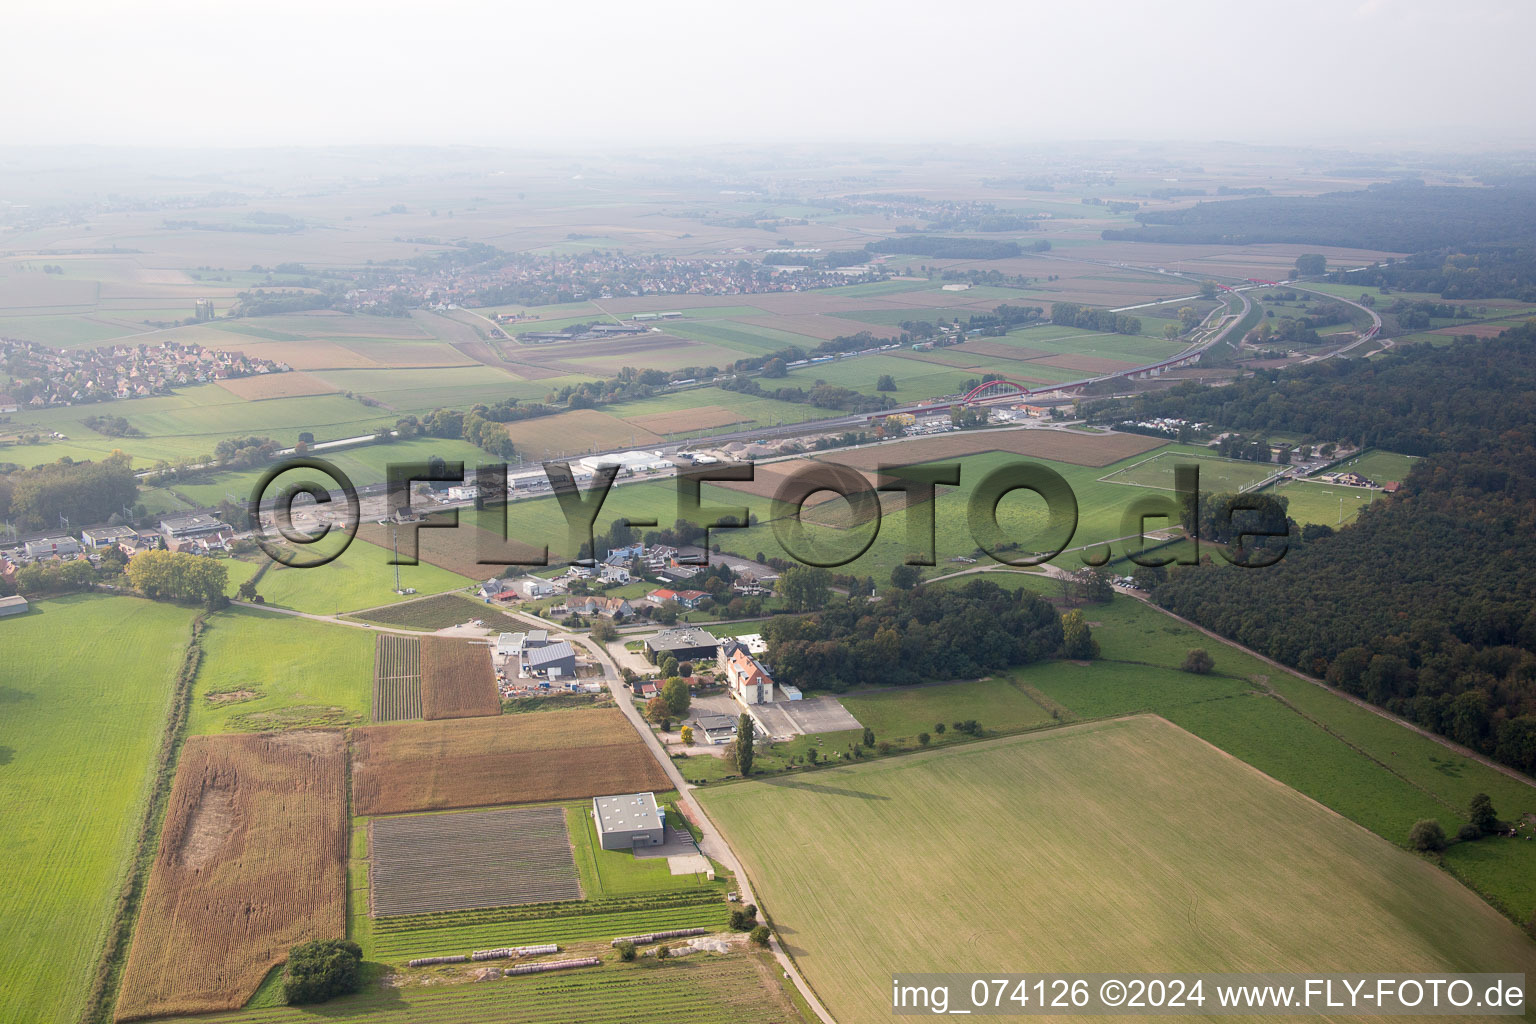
{"left": 2, "top": 0, "right": 1531, "bottom": 151}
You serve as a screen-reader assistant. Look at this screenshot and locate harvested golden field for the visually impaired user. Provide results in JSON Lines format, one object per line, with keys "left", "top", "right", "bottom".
{"left": 352, "top": 710, "right": 669, "bottom": 816}
{"left": 499, "top": 408, "right": 664, "bottom": 454}
{"left": 212, "top": 339, "right": 382, "bottom": 370}
{"left": 823, "top": 427, "right": 1164, "bottom": 469}
{"left": 115, "top": 731, "right": 347, "bottom": 1021}
{"left": 624, "top": 404, "right": 751, "bottom": 433}
{"left": 419, "top": 636, "right": 500, "bottom": 720}
{"left": 213, "top": 371, "right": 339, "bottom": 401}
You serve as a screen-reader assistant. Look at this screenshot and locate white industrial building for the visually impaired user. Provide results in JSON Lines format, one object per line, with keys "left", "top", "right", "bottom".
{"left": 577, "top": 451, "right": 672, "bottom": 475}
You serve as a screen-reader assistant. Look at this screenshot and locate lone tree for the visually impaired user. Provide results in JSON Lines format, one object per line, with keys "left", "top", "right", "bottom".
{"left": 617, "top": 940, "right": 637, "bottom": 961}
{"left": 889, "top": 564, "right": 921, "bottom": 590}
{"left": 1060, "top": 610, "right": 1099, "bottom": 660}
{"left": 917, "top": 732, "right": 931, "bottom": 747}
{"left": 862, "top": 727, "right": 876, "bottom": 748}
{"left": 283, "top": 939, "right": 362, "bottom": 1005}
{"left": 679, "top": 724, "right": 694, "bottom": 745}
{"left": 1181, "top": 648, "right": 1215, "bottom": 674}
{"left": 875, "top": 374, "right": 898, "bottom": 392}
{"left": 661, "top": 676, "right": 691, "bottom": 717}
{"left": 1409, "top": 819, "right": 1447, "bottom": 852}
{"left": 645, "top": 696, "right": 672, "bottom": 730}
{"left": 749, "top": 925, "right": 771, "bottom": 947}
{"left": 1468, "top": 793, "right": 1498, "bottom": 835}
{"left": 590, "top": 618, "right": 619, "bottom": 642}
{"left": 734, "top": 713, "right": 754, "bottom": 776}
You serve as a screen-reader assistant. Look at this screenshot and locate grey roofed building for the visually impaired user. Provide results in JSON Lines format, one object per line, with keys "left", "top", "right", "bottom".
{"left": 693, "top": 713, "right": 738, "bottom": 744}
{"left": 525, "top": 629, "right": 550, "bottom": 648}
{"left": 159, "top": 513, "right": 231, "bottom": 538}
{"left": 0, "top": 594, "right": 29, "bottom": 618}
{"left": 523, "top": 640, "right": 576, "bottom": 678}
{"left": 23, "top": 536, "right": 82, "bottom": 559}
{"left": 80, "top": 526, "right": 138, "bottom": 549}
{"left": 592, "top": 792, "right": 665, "bottom": 851}
{"left": 643, "top": 625, "right": 720, "bottom": 663}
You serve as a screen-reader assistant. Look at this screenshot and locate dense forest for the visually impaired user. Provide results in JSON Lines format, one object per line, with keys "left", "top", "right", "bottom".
{"left": 1138, "top": 329, "right": 1536, "bottom": 772}
{"left": 0, "top": 453, "right": 139, "bottom": 531}
{"left": 761, "top": 578, "right": 1063, "bottom": 690}
{"left": 1326, "top": 246, "right": 1536, "bottom": 301}
{"left": 1102, "top": 182, "right": 1536, "bottom": 252}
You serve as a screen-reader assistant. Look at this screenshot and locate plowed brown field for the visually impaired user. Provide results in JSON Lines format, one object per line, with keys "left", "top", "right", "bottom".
{"left": 352, "top": 710, "right": 668, "bottom": 816}
{"left": 419, "top": 637, "right": 499, "bottom": 720}
{"left": 114, "top": 731, "right": 347, "bottom": 1021}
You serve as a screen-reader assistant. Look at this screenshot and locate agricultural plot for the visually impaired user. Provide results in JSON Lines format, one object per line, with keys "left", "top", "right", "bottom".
{"left": 622, "top": 403, "right": 751, "bottom": 434}
{"left": 838, "top": 676, "right": 1057, "bottom": 745}
{"left": 0, "top": 596, "right": 196, "bottom": 1024}
{"left": 187, "top": 607, "right": 373, "bottom": 735}
{"left": 419, "top": 636, "right": 500, "bottom": 720}
{"left": 500, "top": 409, "right": 665, "bottom": 459}
{"left": 115, "top": 731, "right": 349, "bottom": 1021}
{"left": 1099, "top": 450, "right": 1278, "bottom": 492}
{"left": 254, "top": 536, "right": 474, "bottom": 616}
{"left": 212, "top": 370, "right": 339, "bottom": 401}
{"left": 349, "top": 591, "right": 530, "bottom": 632}
{"left": 148, "top": 953, "right": 801, "bottom": 1024}
{"left": 699, "top": 717, "right": 1536, "bottom": 1024}
{"left": 371, "top": 806, "right": 581, "bottom": 917}
{"left": 373, "top": 634, "right": 423, "bottom": 722}
{"left": 352, "top": 710, "right": 669, "bottom": 816}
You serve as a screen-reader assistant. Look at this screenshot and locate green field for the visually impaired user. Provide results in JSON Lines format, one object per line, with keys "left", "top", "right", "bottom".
{"left": 0, "top": 595, "right": 196, "bottom": 1024}
{"left": 839, "top": 676, "right": 1057, "bottom": 745}
{"left": 1261, "top": 479, "right": 1379, "bottom": 526}
{"left": 251, "top": 536, "right": 475, "bottom": 616}
{"left": 951, "top": 572, "right": 1536, "bottom": 907}
{"left": 186, "top": 607, "right": 375, "bottom": 734}
{"left": 1100, "top": 450, "right": 1277, "bottom": 493}
{"left": 1330, "top": 448, "right": 1421, "bottom": 485}
{"left": 347, "top": 591, "right": 528, "bottom": 631}
{"left": 699, "top": 717, "right": 1536, "bottom": 1024}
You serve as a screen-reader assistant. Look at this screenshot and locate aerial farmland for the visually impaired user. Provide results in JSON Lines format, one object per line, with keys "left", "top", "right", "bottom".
{"left": 4, "top": 48, "right": 1536, "bottom": 1024}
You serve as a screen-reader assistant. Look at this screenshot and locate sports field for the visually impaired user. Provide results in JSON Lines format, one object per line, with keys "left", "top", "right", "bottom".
{"left": 0, "top": 596, "right": 196, "bottom": 1024}
{"left": 699, "top": 716, "right": 1536, "bottom": 1024}
{"left": 1099, "top": 450, "right": 1278, "bottom": 492}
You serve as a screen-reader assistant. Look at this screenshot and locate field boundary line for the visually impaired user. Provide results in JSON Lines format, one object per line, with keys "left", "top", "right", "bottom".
{"left": 81, "top": 612, "right": 206, "bottom": 1024}
{"left": 1130, "top": 592, "right": 1536, "bottom": 793}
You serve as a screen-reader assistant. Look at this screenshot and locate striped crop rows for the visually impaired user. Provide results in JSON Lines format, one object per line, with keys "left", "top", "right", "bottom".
{"left": 373, "top": 635, "right": 422, "bottom": 722}
{"left": 371, "top": 806, "right": 581, "bottom": 917}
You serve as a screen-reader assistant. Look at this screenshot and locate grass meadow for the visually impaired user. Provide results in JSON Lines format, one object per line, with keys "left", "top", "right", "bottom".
{"left": 699, "top": 716, "right": 1536, "bottom": 1024}
{"left": 250, "top": 536, "right": 475, "bottom": 616}
{"left": 0, "top": 595, "right": 196, "bottom": 1024}
{"left": 186, "top": 607, "right": 375, "bottom": 734}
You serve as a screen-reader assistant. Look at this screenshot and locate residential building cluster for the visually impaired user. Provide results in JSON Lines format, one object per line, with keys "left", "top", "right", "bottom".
{"left": 0, "top": 339, "right": 287, "bottom": 407}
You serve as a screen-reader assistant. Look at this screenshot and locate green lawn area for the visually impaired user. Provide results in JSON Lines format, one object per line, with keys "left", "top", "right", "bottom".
{"left": 699, "top": 716, "right": 1536, "bottom": 1024}
{"left": 1261, "top": 479, "right": 1379, "bottom": 526}
{"left": 186, "top": 606, "right": 375, "bottom": 734}
{"left": 1098, "top": 450, "right": 1277, "bottom": 493}
{"left": 1329, "top": 448, "right": 1422, "bottom": 486}
{"left": 566, "top": 801, "right": 718, "bottom": 896}
{"left": 840, "top": 676, "right": 1056, "bottom": 745}
{"left": 254, "top": 536, "right": 475, "bottom": 616}
{"left": 0, "top": 594, "right": 196, "bottom": 1024}
{"left": 935, "top": 571, "right": 1536, "bottom": 914}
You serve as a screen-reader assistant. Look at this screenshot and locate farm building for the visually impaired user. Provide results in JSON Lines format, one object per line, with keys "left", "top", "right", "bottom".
{"left": 592, "top": 792, "right": 665, "bottom": 851}
{"left": 644, "top": 626, "right": 721, "bottom": 664}
{"left": 80, "top": 526, "right": 138, "bottom": 550}
{"left": 522, "top": 640, "right": 576, "bottom": 680}
{"left": 23, "top": 536, "right": 82, "bottom": 559}
{"left": 0, "top": 594, "right": 29, "bottom": 618}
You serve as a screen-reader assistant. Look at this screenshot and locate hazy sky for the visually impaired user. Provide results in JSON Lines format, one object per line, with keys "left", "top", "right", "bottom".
{"left": 2, "top": 0, "right": 1530, "bottom": 149}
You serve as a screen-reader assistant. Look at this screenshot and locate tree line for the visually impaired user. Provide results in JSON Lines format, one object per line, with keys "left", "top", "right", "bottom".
{"left": 1143, "top": 328, "right": 1536, "bottom": 772}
